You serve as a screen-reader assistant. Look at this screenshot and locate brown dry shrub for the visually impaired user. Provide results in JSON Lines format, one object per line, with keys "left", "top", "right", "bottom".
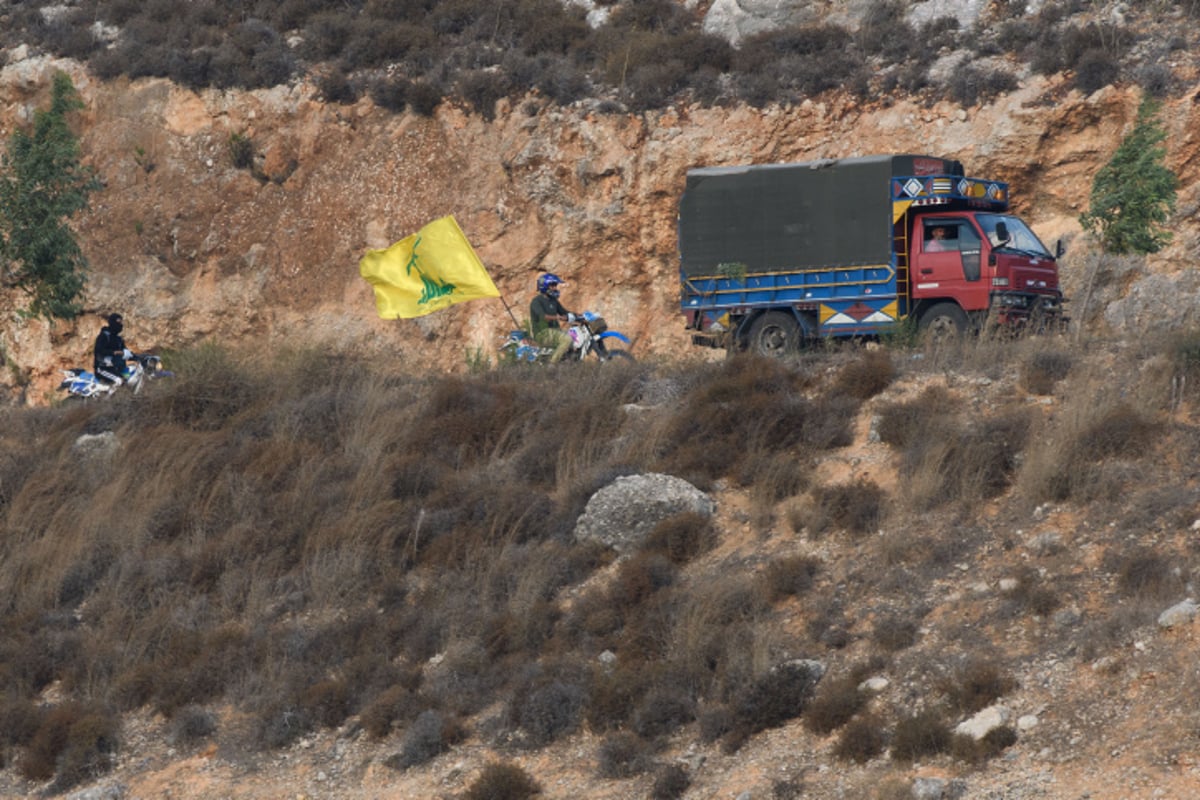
{"left": 586, "top": 663, "right": 653, "bottom": 734}
{"left": 1021, "top": 395, "right": 1162, "bottom": 503}
{"left": 300, "top": 678, "right": 353, "bottom": 729}
{"left": 872, "top": 615, "right": 919, "bottom": 652}
{"left": 808, "top": 478, "right": 887, "bottom": 537}
{"left": 832, "top": 349, "right": 896, "bottom": 400}
{"left": 613, "top": 553, "right": 677, "bottom": 611}
{"left": 875, "top": 385, "right": 956, "bottom": 449}
{"left": 19, "top": 702, "right": 119, "bottom": 789}
{"left": 632, "top": 685, "right": 696, "bottom": 740}
{"left": 596, "top": 730, "right": 654, "bottom": 778}
{"left": 655, "top": 356, "right": 837, "bottom": 482}
{"left": 360, "top": 686, "right": 413, "bottom": 739}
{"left": 761, "top": 554, "right": 821, "bottom": 602}
{"left": 1001, "top": 565, "right": 1062, "bottom": 617}
{"left": 1020, "top": 350, "right": 1073, "bottom": 395}
{"left": 728, "top": 661, "right": 822, "bottom": 743}
{"left": 740, "top": 451, "right": 811, "bottom": 504}
{"left": 640, "top": 512, "right": 717, "bottom": 565}
{"left": 940, "top": 659, "right": 1016, "bottom": 715}
{"left": 463, "top": 761, "right": 542, "bottom": 800}
{"left": 1108, "top": 548, "right": 1183, "bottom": 601}
{"left": 0, "top": 696, "right": 41, "bottom": 763}
{"left": 833, "top": 713, "right": 886, "bottom": 763}
{"left": 697, "top": 704, "right": 734, "bottom": 743}
{"left": 890, "top": 709, "right": 951, "bottom": 762}
{"left": 950, "top": 726, "right": 1018, "bottom": 763}
{"left": 504, "top": 664, "right": 586, "bottom": 748}
{"left": 394, "top": 709, "right": 467, "bottom": 769}
{"left": 652, "top": 763, "right": 691, "bottom": 799}
{"left": 804, "top": 673, "right": 868, "bottom": 735}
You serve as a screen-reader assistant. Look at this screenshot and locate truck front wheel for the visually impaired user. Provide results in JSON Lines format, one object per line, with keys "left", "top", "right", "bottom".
{"left": 918, "top": 303, "right": 968, "bottom": 343}
{"left": 747, "top": 312, "right": 801, "bottom": 357}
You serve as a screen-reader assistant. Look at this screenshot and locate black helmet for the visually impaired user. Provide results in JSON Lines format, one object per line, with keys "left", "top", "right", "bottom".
{"left": 107, "top": 313, "right": 123, "bottom": 334}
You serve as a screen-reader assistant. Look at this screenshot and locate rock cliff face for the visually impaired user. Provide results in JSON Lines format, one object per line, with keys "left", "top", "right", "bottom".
{"left": 2, "top": 54, "right": 1198, "bottom": 402}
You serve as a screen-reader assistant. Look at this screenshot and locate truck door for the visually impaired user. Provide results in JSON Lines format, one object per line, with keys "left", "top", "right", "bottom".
{"left": 912, "top": 218, "right": 986, "bottom": 311}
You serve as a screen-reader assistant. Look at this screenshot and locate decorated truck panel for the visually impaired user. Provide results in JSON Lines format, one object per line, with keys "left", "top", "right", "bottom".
{"left": 679, "top": 154, "right": 1065, "bottom": 354}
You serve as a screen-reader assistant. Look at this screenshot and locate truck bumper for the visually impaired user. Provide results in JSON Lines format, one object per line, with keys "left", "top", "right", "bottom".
{"left": 989, "top": 291, "right": 1068, "bottom": 330}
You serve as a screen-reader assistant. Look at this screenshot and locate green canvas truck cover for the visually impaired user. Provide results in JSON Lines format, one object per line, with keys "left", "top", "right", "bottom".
{"left": 679, "top": 154, "right": 965, "bottom": 278}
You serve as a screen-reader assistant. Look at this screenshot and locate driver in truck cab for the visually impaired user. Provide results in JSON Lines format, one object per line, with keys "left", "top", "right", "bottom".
{"left": 926, "top": 225, "right": 952, "bottom": 252}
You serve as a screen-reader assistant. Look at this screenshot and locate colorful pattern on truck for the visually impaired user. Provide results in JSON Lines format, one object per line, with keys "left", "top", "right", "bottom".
{"left": 893, "top": 175, "right": 1008, "bottom": 210}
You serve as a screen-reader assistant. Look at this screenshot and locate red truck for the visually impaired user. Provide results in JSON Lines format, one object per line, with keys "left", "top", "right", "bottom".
{"left": 680, "top": 154, "right": 1067, "bottom": 355}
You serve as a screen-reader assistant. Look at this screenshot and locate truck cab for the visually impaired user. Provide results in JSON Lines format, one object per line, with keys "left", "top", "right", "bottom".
{"left": 909, "top": 209, "right": 1064, "bottom": 335}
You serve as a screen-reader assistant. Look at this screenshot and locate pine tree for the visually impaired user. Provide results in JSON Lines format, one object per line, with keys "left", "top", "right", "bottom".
{"left": 1080, "top": 97, "right": 1177, "bottom": 255}
{"left": 0, "top": 71, "right": 100, "bottom": 321}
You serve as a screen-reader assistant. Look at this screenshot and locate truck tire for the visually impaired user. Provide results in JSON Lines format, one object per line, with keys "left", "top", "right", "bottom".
{"left": 747, "top": 311, "right": 801, "bottom": 357}
{"left": 918, "top": 303, "right": 968, "bottom": 343}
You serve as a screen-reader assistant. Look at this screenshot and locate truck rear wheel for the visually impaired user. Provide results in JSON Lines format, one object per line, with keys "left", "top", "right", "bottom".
{"left": 918, "top": 303, "right": 968, "bottom": 343}
{"left": 747, "top": 311, "right": 801, "bottom": 357}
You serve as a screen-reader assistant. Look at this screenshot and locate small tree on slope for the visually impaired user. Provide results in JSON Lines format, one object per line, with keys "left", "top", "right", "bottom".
{"left": 1080, "top": 96, "right": 1177, "bottom": 256}
{"left": 0, "top": 71, "right": 99, "bottom": 321}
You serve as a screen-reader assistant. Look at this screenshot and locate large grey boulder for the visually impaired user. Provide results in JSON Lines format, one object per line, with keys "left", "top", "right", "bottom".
{"left": 1157, "top": 599, "right": 1198, "bottom": 629}
{"left": 72, "top": 431, "right": 119, "bottom": 462}
{"left": 574, "top": 473, "right": 715, "bottom": 552}
{"left": 1105, "top": 271, "right": 1200, "bottom": 334}
{"left": 702, "top": 0, "right": 816, "bottom": 46}
{"left": 955, "top": 704, "right": 1012, "bottom": 740}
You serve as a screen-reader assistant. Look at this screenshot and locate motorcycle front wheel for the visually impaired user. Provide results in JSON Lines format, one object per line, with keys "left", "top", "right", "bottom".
{"left": 602, "top": 349, "right": 635, "bottom": 362}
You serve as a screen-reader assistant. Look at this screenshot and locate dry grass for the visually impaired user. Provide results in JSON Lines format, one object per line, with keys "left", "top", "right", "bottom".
{"left": 0, "top": 333, "right": 1192, "bottom": 789}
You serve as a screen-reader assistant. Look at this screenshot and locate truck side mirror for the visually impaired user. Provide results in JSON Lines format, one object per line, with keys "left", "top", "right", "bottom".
{"left": 1055, "top": 239, "right": 1066, "bottom": 258}
{"left": 995, "top": 221, "right": 1010, "bottom": 243}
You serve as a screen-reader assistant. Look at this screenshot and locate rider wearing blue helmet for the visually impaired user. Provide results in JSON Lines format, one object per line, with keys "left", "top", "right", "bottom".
{"left": 530, "top": 272, "right": 575, "bottom": 363}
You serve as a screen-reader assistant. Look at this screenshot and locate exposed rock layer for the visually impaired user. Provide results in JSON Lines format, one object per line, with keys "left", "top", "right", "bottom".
{"left": 2, "top": 56, "right": 1198, "bottom": 401}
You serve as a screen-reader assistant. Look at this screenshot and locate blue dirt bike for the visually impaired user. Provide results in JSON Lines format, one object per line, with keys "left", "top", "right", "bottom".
{"left": 502, "top": 311, "right": 634, "bottom": 364}
{"left": 58, "top": 353, "right": 172, "bottom": 400}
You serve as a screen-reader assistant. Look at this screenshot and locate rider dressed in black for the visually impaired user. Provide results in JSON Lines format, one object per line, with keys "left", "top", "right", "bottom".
{"left": 93, "top": 313, "right": 129, "bottom": 385}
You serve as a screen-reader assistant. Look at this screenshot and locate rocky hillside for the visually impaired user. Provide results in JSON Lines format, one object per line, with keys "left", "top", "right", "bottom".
{"left": 1, "top": 16, "right": 1199, "bottom": 402}
{"left": 2, "top": 3, "right": 1200, "bottom": 797}
{"left": 2, "top": 333, "right": 1199, "bottom": 800}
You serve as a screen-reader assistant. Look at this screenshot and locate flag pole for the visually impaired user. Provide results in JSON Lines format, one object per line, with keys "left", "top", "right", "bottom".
{"left": 496, "top": 292, "right": 524, "bottom": 332}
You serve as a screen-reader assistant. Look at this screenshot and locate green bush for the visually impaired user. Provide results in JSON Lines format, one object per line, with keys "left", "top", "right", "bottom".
{"left": 1081, "top": 97, "right": 1177, "bottom": 255}
{"left": 0, "top": 71, "right": 98, "bottom": 320}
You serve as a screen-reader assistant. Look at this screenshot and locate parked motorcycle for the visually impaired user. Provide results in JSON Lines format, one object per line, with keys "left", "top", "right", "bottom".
{"left": 58, "top": 353, "right": 171, "bottom": 400}
{"left": 502, "top": 311, "right": 633, "bottom": 364}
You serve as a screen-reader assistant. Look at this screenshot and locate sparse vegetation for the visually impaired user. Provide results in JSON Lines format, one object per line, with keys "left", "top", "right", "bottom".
{"left": 0, "top": 0, "right": 1177, "bottom": 118}
{"left": 2, "top": 304, "right": 1199, "bottom": 792}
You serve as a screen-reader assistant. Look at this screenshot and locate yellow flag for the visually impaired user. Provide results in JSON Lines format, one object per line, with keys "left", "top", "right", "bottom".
{"left": 359, "top": 215, "right": 500, "bottom": 319}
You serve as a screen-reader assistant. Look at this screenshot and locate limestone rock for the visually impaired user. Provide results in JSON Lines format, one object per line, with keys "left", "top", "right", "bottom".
{"left": 574, "top": 473, "right": 714, "bottom": 552}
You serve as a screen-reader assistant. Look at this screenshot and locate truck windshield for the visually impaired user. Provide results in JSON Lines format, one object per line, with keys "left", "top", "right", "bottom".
{"left": 976, "top": 214, "right": 1052, "bottom": 257}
